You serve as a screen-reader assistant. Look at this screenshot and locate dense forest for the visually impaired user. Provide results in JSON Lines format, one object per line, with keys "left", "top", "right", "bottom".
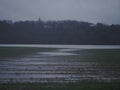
{"left": 0, "top": 19, "right": 120, "bottom": 45}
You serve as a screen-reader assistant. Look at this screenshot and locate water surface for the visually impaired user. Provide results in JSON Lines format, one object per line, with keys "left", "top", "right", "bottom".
{"left": 0, "top": 45, "right": 120, "bottom": 83}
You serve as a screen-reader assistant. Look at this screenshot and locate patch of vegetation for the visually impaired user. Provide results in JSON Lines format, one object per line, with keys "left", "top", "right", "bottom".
{"left": 72, "top": 49, "right": 120, "bottom": 62}
{"left": 0, "top": 81, "right": 120, "bottom": 90}
{"left": 0, "top": 47, "right": 56, "bottom": 58}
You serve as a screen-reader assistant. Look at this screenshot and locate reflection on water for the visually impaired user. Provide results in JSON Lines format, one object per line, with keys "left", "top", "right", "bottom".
{"left": 38, "top": 48, "right": 78, "bottom": 56}
{"left": 0, "top": 46, "right": 120, "bottom": 83}
{"left": 0, "top": 44, "right": 120, "bottom": 49}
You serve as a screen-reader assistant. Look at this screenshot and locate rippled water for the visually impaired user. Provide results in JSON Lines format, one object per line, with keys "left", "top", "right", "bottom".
{"left": 0, "top": 45, "right": 120, "bottom": 83}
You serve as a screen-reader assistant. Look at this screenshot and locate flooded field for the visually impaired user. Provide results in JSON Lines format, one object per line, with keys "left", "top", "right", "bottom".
{"left": 0, "top": 45, "right": 120, "bottom": 83}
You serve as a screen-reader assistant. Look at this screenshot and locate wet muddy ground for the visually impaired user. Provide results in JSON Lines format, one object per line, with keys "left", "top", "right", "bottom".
{"left": 0, "top": 48, "right": 120, "bottom": 83}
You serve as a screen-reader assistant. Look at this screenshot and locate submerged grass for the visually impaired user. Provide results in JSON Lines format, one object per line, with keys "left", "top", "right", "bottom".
{"left": 0, "top": 48, "right": 120, "bottom": 89}
{"left": 0, "top": 47, "right": 56, "bottom": 58}
{"left": 0, "top": 81, "right": 120, "bottom": 90}
{"left": 72, "top": 49, "right": 120, "bottom": 63}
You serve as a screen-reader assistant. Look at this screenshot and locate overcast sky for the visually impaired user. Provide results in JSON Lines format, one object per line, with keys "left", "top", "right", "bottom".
{"left": 0, "top": 0, "right": 120, "bottom": 24}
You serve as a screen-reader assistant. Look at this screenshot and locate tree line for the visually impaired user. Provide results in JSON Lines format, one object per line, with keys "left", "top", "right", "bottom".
{"left": 0, "top": 19, "right": 120, "bottom": 44}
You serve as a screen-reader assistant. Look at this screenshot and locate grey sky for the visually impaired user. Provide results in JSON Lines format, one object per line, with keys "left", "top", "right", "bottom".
{"left": 0, "top": 0, "right": 120, "bottom": 24}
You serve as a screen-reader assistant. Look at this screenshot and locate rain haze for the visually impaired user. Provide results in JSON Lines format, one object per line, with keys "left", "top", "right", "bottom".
{"left": 0, "top": 0, "right": 120, "bottom": 24}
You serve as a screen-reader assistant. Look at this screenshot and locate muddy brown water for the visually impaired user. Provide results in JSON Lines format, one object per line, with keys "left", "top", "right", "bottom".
{"left": 0, "top": 45, "right": 120, "bottom": 83}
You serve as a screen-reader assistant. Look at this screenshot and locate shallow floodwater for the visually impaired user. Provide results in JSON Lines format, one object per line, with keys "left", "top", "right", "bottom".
{"left": 0, "top": 44, "right": 120, "bottom": 49}
{"left": 0, "top": 45, "right": 120, "bottom": 83}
